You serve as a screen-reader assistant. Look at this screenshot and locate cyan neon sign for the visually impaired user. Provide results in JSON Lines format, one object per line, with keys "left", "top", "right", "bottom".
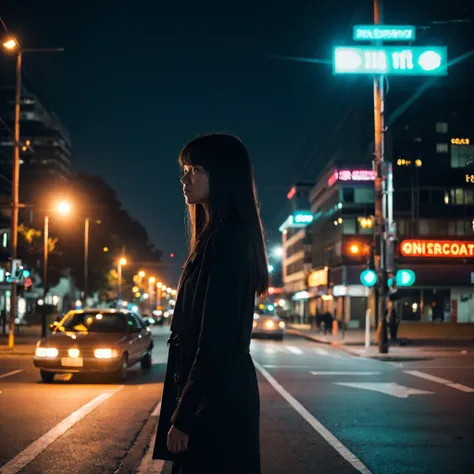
{"left": 333, "top": 46, "right": 447, "bottom": 76}
{"left": 353, "top": 25, "right": 416, "bottom": 42}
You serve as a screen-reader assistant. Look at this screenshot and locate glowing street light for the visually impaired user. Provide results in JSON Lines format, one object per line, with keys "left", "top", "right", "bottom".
{"left": 148, "top": 276, "right": 156, "bottom": 284}
{"left": 3, "top": 37, "right": 18, "bottom": 50}
{"left": 56, "top": 200, "right": 72, "bottom": 216}
{"left": 272, "top": 246, "right": 283, "bottom": 258}
{"left": 138, "top": 270, "right": 145, "bottom": 278}
{"left": 117, "top": 257, "right": 127, "bottom": 300}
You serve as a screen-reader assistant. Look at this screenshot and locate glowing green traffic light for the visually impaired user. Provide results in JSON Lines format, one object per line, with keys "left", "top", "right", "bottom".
{"left": 333, "top": 46, "right": 447, "bottom": 76}
{"left": 360, "top": 269, "right": 377, "bottom": 287}
{"left": 396, "top": 269, "right": 416, "bottom": 287}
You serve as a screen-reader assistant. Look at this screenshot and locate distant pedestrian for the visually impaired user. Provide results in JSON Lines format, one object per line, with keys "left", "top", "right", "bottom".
{"left": 152, "top": 133, "right": 267, "bottom": 474}
{"left": 388, "top": 306, "right": 399, "bottom": 341}
{"left": 323, "top": 311, "right": 333, "bottom": 335}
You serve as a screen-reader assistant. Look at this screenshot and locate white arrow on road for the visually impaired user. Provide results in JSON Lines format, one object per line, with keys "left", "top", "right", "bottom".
{"left": 335, "top": 382, "right": 434, "bottom": 398}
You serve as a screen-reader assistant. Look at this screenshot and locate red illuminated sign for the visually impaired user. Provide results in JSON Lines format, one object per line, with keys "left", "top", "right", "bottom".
{"left": 328, "top": 169, "right": 376, "bottom": 186}
{"left": 287, "top": 186, "right": 296, "bottom": 200}
{"left": 400, "top": 240, "right": 474, "bottom": 258}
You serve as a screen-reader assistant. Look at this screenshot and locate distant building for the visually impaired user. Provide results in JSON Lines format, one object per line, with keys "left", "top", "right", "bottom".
{"left": 387, "top": 87, "right": 474, "bottom": 324}
{"left": 0, "top": 87, "right": 72, "bottom": 205}
{"left": 279, "top": 182, "right": 315, "bottom": 320}
{"left": 308, "top": 162, "right": 375, "bottom": 328}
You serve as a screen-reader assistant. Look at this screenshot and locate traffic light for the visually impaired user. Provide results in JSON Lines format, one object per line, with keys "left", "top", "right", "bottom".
{"left": 360, "top": 269, "right": 377, "bottom": 287}
{"left": 396, "top": 269, "right": 416, "bottom": 287}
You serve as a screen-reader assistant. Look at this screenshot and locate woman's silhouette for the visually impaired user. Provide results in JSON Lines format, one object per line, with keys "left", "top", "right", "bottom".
{"left": 153, "top": 133, "right": 268, "bottom": 474}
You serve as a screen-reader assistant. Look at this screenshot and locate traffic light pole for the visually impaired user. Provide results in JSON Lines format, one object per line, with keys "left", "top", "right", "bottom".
{"left": 373, "top": 0, "right": 389, "bottom": 353}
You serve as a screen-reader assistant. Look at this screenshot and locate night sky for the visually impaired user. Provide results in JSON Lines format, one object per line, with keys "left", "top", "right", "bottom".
{"left": 1, "top": 1, "right": 472, "bottom": 277}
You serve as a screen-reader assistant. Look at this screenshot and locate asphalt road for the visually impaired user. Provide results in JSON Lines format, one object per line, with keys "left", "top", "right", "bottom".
{"left": 1, "top": 327, "right": 473, "bottom": 474}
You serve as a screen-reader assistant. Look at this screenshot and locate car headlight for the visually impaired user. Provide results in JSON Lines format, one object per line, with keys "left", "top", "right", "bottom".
{"left": 278, "top": 321, "right": 285, "bottom": 329}
{"left": 94, "top": 348, "right": 118, "bottom": 359}
{"left": 265, "top": 320, "right": 275, "bottom": 329}
{"left": 68, "top": 348, "right": 80, "bottom": 358}
{"left": 35, "top": 347, "right": 59, "bottom": 358}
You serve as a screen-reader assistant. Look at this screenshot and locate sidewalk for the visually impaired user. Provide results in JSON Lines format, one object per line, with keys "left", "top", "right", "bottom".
{"left": 0, "top": 325, "right": 42, "bottom": 355}
{"left": 287, "top": 324, "right": 474, "bottom": 361}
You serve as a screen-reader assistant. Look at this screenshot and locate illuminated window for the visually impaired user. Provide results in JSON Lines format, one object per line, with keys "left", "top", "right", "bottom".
{"left": 451, "top": 144, "right": 474, "bottom": 168}
{"left": 414, "top": 137, "right": 422, "bottom": 143}
{"left": 354, "top": 188, "right": 374, "bottom": 203}
{"left": 436, "top": 143, "right": 449, "bottom": 153}
{"left": 341, "top": 219, "right": 357, "bottom": 235}
{"left": 436, "top": 122, "right": 448, "bottom": 133}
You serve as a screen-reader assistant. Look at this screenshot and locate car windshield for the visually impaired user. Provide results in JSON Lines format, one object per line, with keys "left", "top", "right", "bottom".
{"left": 60, "top": 312, "right": 128, "bottom": 333}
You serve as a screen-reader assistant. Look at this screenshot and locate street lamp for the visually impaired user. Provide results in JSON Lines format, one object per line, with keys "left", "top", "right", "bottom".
{"left": 3, "top": 36, "right": 64, "bottom": 348}
{"left": 148, "top": 277, "right": 156, "bottom": 311}
{"left": 42, "top": 201, "right": 71, "bottom": 336}
{"left": 117, "top": 257, "right": 127, "bottom": 300}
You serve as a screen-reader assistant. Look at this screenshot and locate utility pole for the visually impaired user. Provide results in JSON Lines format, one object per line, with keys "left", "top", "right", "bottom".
{"left": 42, "top": 215, "right": 49, "bottom": 337}
{"left": 373, "top": 0, "right": 389, "bottom": 353}
{"left": 8, "top": 48, "right": 22, "bottom": 349}
{"left": 84, "top": 217, "right": 90, "bottom": 301}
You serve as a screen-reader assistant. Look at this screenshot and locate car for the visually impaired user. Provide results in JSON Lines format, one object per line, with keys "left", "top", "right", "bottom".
{"left": 252, "top": 313, "right": 285, "bottom": 340}
{"left": 33, "top": 309, "right": 154, "bottom": 383}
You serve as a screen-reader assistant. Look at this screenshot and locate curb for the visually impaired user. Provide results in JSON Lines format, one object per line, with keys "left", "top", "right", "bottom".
{"left": 286, "top": 329, "right": 433, "bottom": 361}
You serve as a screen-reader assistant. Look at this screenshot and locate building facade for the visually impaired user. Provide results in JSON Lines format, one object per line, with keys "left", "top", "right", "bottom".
{"left": 279, "top": 182, "right": 314, "bottom": 319}
{"left": 0, "top": 87, "right": 72, "bottom": 205}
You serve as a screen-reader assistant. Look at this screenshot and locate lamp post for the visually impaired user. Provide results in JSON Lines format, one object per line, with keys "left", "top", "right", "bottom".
{"left": 148, "top": 277, "right": 156, "bottom": 312}
{"left": 83, "top": 218, "right": 101, "bottom": 303}
{"left": 2, "top": 37, "right": 64, "bottom": 348}
{"left": 41, "top": 200, "right": 71, "bottom": 336}
{"left": 117, "top": 257, "right": 127, "bottom": 300}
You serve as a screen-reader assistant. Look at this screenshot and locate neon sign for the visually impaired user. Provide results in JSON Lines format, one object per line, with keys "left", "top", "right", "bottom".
{"left": 333, "top": 46, "right": 447, "bottom": 76}
{"left": 328, "top": 169, "right": 376, "bottom": 186}
{"left": 451, "top": 138, "right": 470, "bottom": 145}
{"left": 466, "top": 174, "right": 474, "bottom": 184}
{"left": 287, "top": 186, "right": 296, "bottom": 200}
{"left": 400, "top": 240, "right": 474, "bottom": 258}
{"left": 353, "top": 25, "right": 416, "bottom": 42}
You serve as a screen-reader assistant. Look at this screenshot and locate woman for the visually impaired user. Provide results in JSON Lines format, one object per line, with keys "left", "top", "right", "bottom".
{"left": 152, "top": 133, "right": 268, "bottom": 474}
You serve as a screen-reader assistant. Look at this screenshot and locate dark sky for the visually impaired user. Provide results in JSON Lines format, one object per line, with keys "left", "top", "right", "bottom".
{"left": 1, "top": 1, "right": 473, "bottom": 275}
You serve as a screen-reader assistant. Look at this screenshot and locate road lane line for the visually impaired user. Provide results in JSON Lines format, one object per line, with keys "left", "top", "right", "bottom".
{"left": 264, "top": 365, "right": 315, "bottom": 368}
{"left": 405, "top": 370, "right": 474, "bottom": 393}
{"left": 311, "top": 371, "right": 381, "bottom": 376}
{"left": 0, "top": 385, "right": 124, "bottom": 474}
{"left": 0, "top": 370, "right": 23, "bottom": 380}
{"left": 138, "top": 401, "right": 164, "bottom": 474}
{"left": 254, "top": 360, "right": 373, "bottom": 474}
{"left": 315, "top": 348, "right": 330, "bottom": 356}
{"left": 286, "top": 346, "right": 303, "bottom": 355}
{"left": 151, "top": 400, "right": 162, "bottom": 417}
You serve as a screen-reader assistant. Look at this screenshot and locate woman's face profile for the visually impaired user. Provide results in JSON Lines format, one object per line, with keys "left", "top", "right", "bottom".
{"left": 181, "top": 165, "right": 209, "bottom": 205}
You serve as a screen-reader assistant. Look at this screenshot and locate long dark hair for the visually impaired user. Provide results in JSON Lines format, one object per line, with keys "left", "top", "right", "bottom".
{"left": 179, "top": 133, "right": 269, "bottom": 296}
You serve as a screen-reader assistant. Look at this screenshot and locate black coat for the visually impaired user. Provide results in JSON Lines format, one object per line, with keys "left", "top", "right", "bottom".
{"left": 153, "top": 220, "right": 261, "bottom": 474}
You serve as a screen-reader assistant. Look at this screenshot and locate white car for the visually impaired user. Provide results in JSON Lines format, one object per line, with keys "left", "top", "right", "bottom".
{"left": 252, "top": 313, "right": 285, "bottom": 340}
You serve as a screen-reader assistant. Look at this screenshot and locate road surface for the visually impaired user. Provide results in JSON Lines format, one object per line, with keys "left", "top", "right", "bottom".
{"left": 0, "top": 326, "right": 473, "bottom": 473}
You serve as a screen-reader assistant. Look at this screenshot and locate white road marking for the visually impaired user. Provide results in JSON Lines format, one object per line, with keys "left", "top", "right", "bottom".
{"left": 151, "top": 400, "right": 162, "bottom": 417}
{"left": 286, "top": 346, "right": 303, "bottom": 355}
{"left": 137, "top": 401, "right": 164, "bottom": 474}
{"left": 311, "top": 371, "right": 381, "bottom": 376}
{"left": 315, "top": 348, "right": 330, "bottom": 356}
{"left": 254, "top": 360, "right": 373, "bottom": 474}
{"left": 0, "top": 370, "right": 23, "bottom": 380}
{"left": 263, "top": 365, "right": 315, "bottom": 369}
{"left": 264, "top": 347, "right": 276, "bottom": 354}
{"left": 405, "top": 370, "right": 474, "bottom": 393}
{"left": 0, "top": 385, "right": 124, "bottom": 474}
{"left": 335, "top": 382, "right": 434, "bottom": 399}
